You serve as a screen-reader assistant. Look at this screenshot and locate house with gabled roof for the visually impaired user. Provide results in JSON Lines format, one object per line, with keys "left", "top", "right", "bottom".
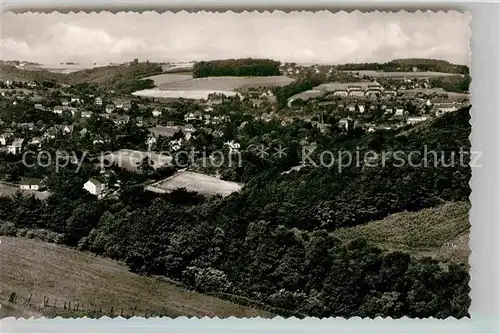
{"left": 83, "top": 177, "right": 106, "bottom": 198}
{"left": 58, "top": 124, "right": 74, "bottom": 134}
{"left": 0, "top": 130, "right": 14, "bottom": 146}
{"left": 8, "top": 138, "right": 25, "bottom": 155}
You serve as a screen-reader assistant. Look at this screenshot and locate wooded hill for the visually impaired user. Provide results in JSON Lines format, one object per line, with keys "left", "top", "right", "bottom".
{"left": 193, "top": 59, "right": 281, "bottom": 78}
{"left": 336, "top": 58, "right": 469, "bottom": 74}
{"left": 0, "top": 61, "right": 162, "bottom": 91}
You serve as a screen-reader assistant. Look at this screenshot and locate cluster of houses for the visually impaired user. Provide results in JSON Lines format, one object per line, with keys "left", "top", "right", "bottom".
{"left": 282, "top": 77, "right": 468, "bottom": 132}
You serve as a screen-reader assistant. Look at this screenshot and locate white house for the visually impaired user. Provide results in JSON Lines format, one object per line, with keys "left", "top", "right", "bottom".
{"left": 53, "top": 106, "right": 64, "bottom": 114}
{"left": 95, "top": 97, "right": 103, "bottom": 106}
{"left": 152, "top": 109, "right": 162, "bottom": 117}
{"left": 394, "top": 108, "right": 406, "bottom": 117}
{"left": 0, "top": 131, "right": 13, "bottom": 146}
{"left": 81, "top": 111, "right": 93, "bottom": 118}
{"left": 8, "top": 138, "right": 24, "bottom": 155}
{"left": 338, "top": 117, "right": 355, "bottom": 131}
{"left": 83, "top": 178, "right": 106, "bottom": 197}
{"left": 19, "top": 178, "right": 43, "bottom": 191}
{"left": 184, "top": 112, "right": 202, "bottom": 122}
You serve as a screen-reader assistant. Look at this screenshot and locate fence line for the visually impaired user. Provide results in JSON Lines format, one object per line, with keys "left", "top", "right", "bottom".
{"left": 3, "top": 290, "right": 175, "bottom": 318}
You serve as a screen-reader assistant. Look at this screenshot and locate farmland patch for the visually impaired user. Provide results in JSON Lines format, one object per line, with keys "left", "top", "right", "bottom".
{"left": 146, "top": 171, "right": 243, "bottom": 197}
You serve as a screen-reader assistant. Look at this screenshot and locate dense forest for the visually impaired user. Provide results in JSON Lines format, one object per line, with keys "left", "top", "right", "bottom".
{"left": 336, "top": 59, "right": 469, "bottom": 74}
{"left": 0, "top": 107, "right": 471, "bottom": 318}
{"left": 193, "top": 59, "right": 281, "bottom": 78}
{"left": 430, "top": 75, "right": 471, "bottom": 93}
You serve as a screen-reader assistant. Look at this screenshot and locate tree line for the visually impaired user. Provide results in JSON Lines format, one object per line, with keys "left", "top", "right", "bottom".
{"left": 193, "top": 59, "right": 281, "bottom": 78}
{"left": 336, "top": 59, "right": 469, "bottom": 74}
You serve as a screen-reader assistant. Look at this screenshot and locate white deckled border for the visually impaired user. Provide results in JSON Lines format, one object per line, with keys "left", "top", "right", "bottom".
{"left": 0, "top": 2, "right": 499, "bottom": 334}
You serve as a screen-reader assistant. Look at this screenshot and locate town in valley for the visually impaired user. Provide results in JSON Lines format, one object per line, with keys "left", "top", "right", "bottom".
{"left": 0, "top": 10, "right": 472, "bottom": 320}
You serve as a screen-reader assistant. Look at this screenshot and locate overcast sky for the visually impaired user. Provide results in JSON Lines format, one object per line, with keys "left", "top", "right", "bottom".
{"left": 2, "top": 10, "right": 471, "bottom": 66}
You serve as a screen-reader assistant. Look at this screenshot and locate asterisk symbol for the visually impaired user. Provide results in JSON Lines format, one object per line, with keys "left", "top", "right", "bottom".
{"left": 274, "top": 145, "right": 287, "bottom": 158}
{"left": 255, "top": 144, "right": 269, "bottom": 159}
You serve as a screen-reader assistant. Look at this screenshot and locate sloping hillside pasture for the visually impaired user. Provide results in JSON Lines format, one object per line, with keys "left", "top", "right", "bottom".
{"left": 132, "top": 89, "right": 240, "bottom": 100}
{"left": 132, "top": 75, "right": 293, "bottom": 99}
{"left": 143, "top": 73, "right": 193, "bottom": 85}
{"left": 0, "top": 62, "right": 162, "bottom": 86}
{"left": 157, "top": 75, "right": 293, "bottom": 91}
{"left": 0, "top": 236, "right": 273, "bottom": 318}
{"left": 146, "top": 171, "right": 243, "bottom": 197}
{"left": 332, "top": 201, "right": 470, "bottom": 263}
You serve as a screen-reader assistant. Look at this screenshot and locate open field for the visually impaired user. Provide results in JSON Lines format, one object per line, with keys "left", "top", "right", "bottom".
{"left": 133, "top": 75, "right": 293, "bottom": 100}
{"left": 18, "top": 63, "right": 103, "bottom": 74}
{"left": 0, "top": 236, "right": 273, "bottom": 318}
{"left": 132, "top": 88, "right": 240, "bottom": 100}
{"left": 143, "top": 73, "right": 193, "bottom": 85}
{"left": 332, "top": 201, "right": 470, "bottom": 263}
{"left": 289, "top": 89, "right": 324, "bottom": 101}
{"left": 446, "top": 92, "right": 471, "bottom": 101}
{"left": 341, "top": 70, "right": 456, "bottom": 78}
{"left": 158, "top": 75, "right": 293, "bottom": 91}
{"left": 0, "top": 183, "right": 50, "bottom": 200}
{"left": 146, "top": 171, "right": 243, "bottom": 197}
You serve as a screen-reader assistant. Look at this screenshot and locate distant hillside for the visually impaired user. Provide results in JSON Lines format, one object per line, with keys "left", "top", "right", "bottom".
{"left": 193, "top": 58, "right": 281, "bottom": 78}
{"left": 336, "top": 58, "right": 469, "bottom": 74}
{"left": 0, "top": 62, "right": 162, "bottom": 89}
{"left": 332, "top": 201, "right": 470, "bottom": 263}
{"left": 0, "top": 236, "right": 273, "bottom": 318}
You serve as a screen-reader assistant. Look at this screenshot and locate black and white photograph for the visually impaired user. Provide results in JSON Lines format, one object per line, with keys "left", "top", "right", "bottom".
{"left": 0, "top": 9, "right": 472, "bottom": 320}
